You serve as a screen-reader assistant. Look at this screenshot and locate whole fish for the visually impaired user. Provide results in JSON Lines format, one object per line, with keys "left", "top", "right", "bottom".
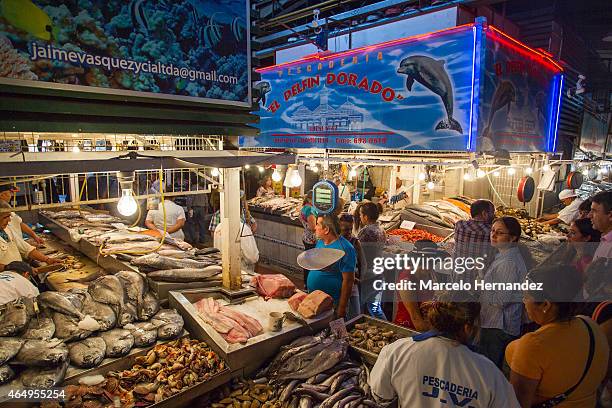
{"left": 39, "top": 292, "right": 84, "bottom": 320}
{"left": 151, "top": 309, "right": 184, "bottom": 340}
{"left": 0, "top": 300, "right": 30, "bottom": 336}
{"left": 280, "top": 340, "right": 348, "bottom": 380}
{"left": 116, "top": 271, "right": 147, "bottom": 314}
{"left": 299, "top": 397, "right": 313, "bottom": 408}
{"left": 139, "top": 291, "right": 160, "bottom": 321}
{"left": 0, "top": 364, "right": 15, "bottom": 385}
{"left": 147, "top": 266, "right": 222, "bottom": 282}
{"left": 131, "top": 253, "right": 215, "bottom": 270}
{"left": 319, "top": 386, "right": 362, "bottom": 408}
{"left": 22, "top": 316, "right": 55, "bottom": 340}
{"left": 0, "top": 338, "right": 23, "bottom": 365}
{"left": 103, "top": 241, "right": 164, "bottom": 253}
{"left": 280, "top": 380, "right": 300, "bottom": 402}
{"left": 80, "top": 292, "right": 117, "bottom": 331}
{"left": 157, "top": 249, "right": 190, "bottom": 258}
{"left": 162, "top": 235, "right": 193, "bottom": 251}
{"left": 63, "top": 269, "right": 106, "bottom": 283}
{"left": 100, "top": 329, "right": 134, "bottom": 358}
{"left": 194, "top": 247, "right": 220, "bottom": 256}
{"left": 15, "top": 338, "right": 68, "bottom": 366}
{"left": 88, "top": 275, "right": 128, "bottom": 319}
{"left": 123, "top": 322, "right": 157, "bottom": 347}
{"left": 20, "top": 361, "right": 68, "bottom": 388}
{"left": 119, "top": 302, "right": 138, "bottom": 327}
{"left": 52, "top": 312, "right": 91, "bottom": 342}
{"left": 68, "top": 337, "right": 106, "bottom": 368}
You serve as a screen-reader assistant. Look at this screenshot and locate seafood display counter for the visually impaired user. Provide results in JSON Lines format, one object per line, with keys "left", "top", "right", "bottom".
{"left": 346, "top": 315, "right": 418, "bottom": 366}
{"left": 169, "top": 289, "right": 334, "bottom": 376}
{"left": 39, "top": 212, "right": 137, "bottom": 275}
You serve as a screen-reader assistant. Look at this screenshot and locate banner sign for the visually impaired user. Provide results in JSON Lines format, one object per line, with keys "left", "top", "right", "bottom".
{"left": 0, "top": 0, "right": 250, "bottom": 106}
{"left": 580, "top": 110, "right": 610, "bottom": 154}
{"left": 477, "top": 28, "right": 563, "bottom": 152}
{"left": 241, "top": 26, "right": 476, "bottom": 151}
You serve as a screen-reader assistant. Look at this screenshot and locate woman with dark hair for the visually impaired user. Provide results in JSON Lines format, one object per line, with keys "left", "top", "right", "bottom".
{"left": 370, "top": 295, "right": 520, "bottom": 407}
{"left": 479, "top": 216, "right": 531, "bottom": 368}
{"left": 256, "top": 176, "right": 275, "bottom": 197}
{"left": 567, "top": 218, "right": 601, "bottom": 278}
{"left": 506, "top": 265, "right": 609, "bottom": 407}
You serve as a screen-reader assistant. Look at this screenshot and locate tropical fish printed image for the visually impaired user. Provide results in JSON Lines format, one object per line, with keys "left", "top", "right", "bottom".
{"left": 0, "top": 0, "right": 249, "bottom": 104}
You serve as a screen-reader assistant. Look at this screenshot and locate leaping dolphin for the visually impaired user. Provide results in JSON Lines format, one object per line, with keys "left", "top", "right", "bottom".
{"left": 397, "top": 55, "right": 463, "bottom": 134}
{"left": 253, "top": 81, "right": 271, "bottom": 107}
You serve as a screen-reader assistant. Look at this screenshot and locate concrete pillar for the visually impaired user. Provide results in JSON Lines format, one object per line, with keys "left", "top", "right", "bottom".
{"left": 220, "top": 167, "right": 242, "bottom": 290}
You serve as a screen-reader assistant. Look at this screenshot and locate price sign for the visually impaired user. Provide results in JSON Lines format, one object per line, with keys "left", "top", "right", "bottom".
{"left": 312, "top": 181, "right": 338, "bottom": 215}
{"left": 400, "top": 220, "right": 416, "bottom": 230}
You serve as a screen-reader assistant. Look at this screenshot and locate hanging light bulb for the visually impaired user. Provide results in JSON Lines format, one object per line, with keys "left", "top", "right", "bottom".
{"left": 525, "top": 167, "right": 533, "bottom": 175}
{"left": 493, "top": 170, "right": 501, "bottom": 177}
{"left": 117, "top": 189, "right": 138, "bottom": 216}
{"left": 463, "top": 173, "right": 472, "bottom": 181}
{"left": 310, "top": 163, "right": 319, "bottom": 173}
{"left": 72, "top": 145, "right": 80, "bottom": 153}
{"left": 258, "top": 166, "right": 264, "bottom": 173}
{"left": 476, "top": 169, "right": 486, "bottom": 178}
{"left": 272, "top": 168, "right": 282, "bottom": 182}
{"left": 507, "top": 167, "right": 516, "bottom": 176}
{"left": 542, "top": 164, "right": 551, "bottom": 172}
{"left": 244, "top": 164, "right": 250, "bottom": 169}
{"left": 426, "top": 181, "right": 435, "bottom": 190}
{"left": 290, "top": 169, "right": 303, "bottom": 187}
{"left": 211, "top": 168, "right": 220, "bottom": 177}
{"left": 418, "top": 172, "right": 426, "bottom": 181}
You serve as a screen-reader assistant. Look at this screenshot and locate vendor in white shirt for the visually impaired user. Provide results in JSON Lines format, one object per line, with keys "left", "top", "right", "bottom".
{"left": 0, "top": 185, "right": 44, "bottom": 246}
{"left": 381, "top": 178, "right": 411, "bottom": 210}
{"left": 145, "top": 197, "right": 186, "bottom": 240}
{"left": 370, "top": 297, "right": 520, "bottom": 408}
{"left": 538, "top": 189, "right": 583, "bottom": 226}
{"left": 333, "top": 176, "right": 351, "bottom": 204}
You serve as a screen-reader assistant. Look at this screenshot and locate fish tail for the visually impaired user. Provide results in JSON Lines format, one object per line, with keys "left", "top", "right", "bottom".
{"left": 448, "top": 117, "right": 463, "bottom": 133}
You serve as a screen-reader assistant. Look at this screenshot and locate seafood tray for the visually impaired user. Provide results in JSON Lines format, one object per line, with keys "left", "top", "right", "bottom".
{"left": 345, "top": 315, "right": 417, "bottom": 366}
{"left": 63, "top": 331, "right": 190, "bottom": 384}
{"left": 39, "top": 212, "right": 137, "bottom": 275}
{"left": 169, "top": 288, "right": 333, "bottom": 376}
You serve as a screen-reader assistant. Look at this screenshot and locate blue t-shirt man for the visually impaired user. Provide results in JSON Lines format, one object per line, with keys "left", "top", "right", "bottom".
{"left": 306, "top": 236, "right": 357, "bottom": 303}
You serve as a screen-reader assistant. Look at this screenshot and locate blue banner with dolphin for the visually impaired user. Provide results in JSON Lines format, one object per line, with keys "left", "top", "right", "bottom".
{"left": 477, "top": 27, "right": 563, "bottom": 152}
{"left": 241, "top": 25, "right": 476, "bottom": 151}
{"left": 0, "top": 0, "right": 250, "bottom": 106}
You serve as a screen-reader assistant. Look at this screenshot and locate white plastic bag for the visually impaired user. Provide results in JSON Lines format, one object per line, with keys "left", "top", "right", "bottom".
{"left": 214, "top": 221, "right": 259, "bottom": 265}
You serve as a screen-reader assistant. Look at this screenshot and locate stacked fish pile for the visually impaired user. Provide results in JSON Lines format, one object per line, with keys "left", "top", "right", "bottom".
{"left": 130, "top": 249, "right": 225, "bottom": 283}
{"left": 0, "top": 273, "right": 185, "bottom": 388}
{"left": 205, "top": 331, "right": 394, "bottom": 407}
{"left": 194, "top": 298, "right": 263, "bottom": 344}
{"left": 248, "top": 196, "right": 303, "bottom": 219}
{"left": 380, "top": 198, "right": 470, "bottom": 232}
{"left": 58, "top": 338, "right": 227, "bottom": 407}
{"left": 42, "top": 209, "right": 126, "bottom": 231}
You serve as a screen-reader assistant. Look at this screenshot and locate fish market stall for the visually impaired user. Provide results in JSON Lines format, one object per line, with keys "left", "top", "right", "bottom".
{"left": 169, "top": 289, "right": 334, "bottom": 376}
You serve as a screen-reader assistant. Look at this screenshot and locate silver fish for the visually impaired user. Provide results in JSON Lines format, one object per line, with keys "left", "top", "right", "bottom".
{"left": 319, "top": 386, "right": 362, "bottom": 408}
{"left": 39, "top": 292, "right": 84, "bottom": 320}
{"left": 119, "top": 302, "right": 138, "bottom": 327}
{"left": 88, "top": 275, "right": 128, "bottom": 319}
{"left": 22, "top": 316, "right": 55, "bottom": 340}
{"left": 0, "top": 300, "right": 29, "bottom": 336}
{"left": 124, "top": 322, "right": 157, "bottom": 347}
{"left": 147, "top": 266, "right": 222, "bottom": 282}
{"left": 280, "top": 340, "right": 348, "bottom": 380}
{"left": 131, "top": 253, "right": 215, "bottom": 270}
{"left": 15, "top": 338, "right": 68, "bottom": 366}
{"left": 20, "top": 361, "right": 68, "bottom": 388}
{"left": 100, "top": 329, "right": 134, "bottom": 358}
{"left": 0, "top": 364, "right": 15, "bottom": 385}
{"left": 68, "top": 337, "right": 106, "bottom": 368}
{"left": 0, "top": 338, "right": 23, "bottom": 365}
{"left": 299, "top": 396, "right": 313, "bottom": 408}
{"left": 116, "top": 271, "right": 148, "bottom": 313}
{"left": 195, "top": 247, "right": 220, "bottom": 256}
{"left": 138, "top": 291, "right": 160, "bottom": 321}
{"left": 150, "top": 309, "right": 184, "bottom": 340}
{"left": 52, "top": 312, "right": 91, "bottom": 342}
{"left": 80, "top": 292, "right": 117, "bottom": 331}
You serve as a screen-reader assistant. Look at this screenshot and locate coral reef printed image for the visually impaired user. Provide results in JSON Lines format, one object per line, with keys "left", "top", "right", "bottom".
{"left": 0, "top": 0, "right": 249, "bottom": 104}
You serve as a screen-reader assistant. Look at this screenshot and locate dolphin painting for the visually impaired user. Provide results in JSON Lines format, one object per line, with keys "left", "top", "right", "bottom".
{"left": 397, "top": 55, "right": 463, "bottom": 133}
{"left": 478, "top": 80, "right": 516, "bottom": 151}
{"left": 253, "top": 81, "right": 271, "bottom": 107}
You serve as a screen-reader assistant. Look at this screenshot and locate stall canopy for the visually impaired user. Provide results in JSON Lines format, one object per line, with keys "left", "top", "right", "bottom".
{"left": 0, "top": 151, "right": 296, "bottom": 177}
{"left": 241, "top": 18, "right": 564, "bottom": 153}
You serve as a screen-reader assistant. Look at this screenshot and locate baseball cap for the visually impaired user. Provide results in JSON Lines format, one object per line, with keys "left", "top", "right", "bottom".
{"left": 558, "top": 189, "right": 577, "bottom": 200}
{"left": 0, "top": 184, "right": 19, "bottom": 193}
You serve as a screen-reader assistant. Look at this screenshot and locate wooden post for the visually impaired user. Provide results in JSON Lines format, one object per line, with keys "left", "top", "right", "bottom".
{"left": 220, "top": 167, "right": 242, "bottom": 290}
